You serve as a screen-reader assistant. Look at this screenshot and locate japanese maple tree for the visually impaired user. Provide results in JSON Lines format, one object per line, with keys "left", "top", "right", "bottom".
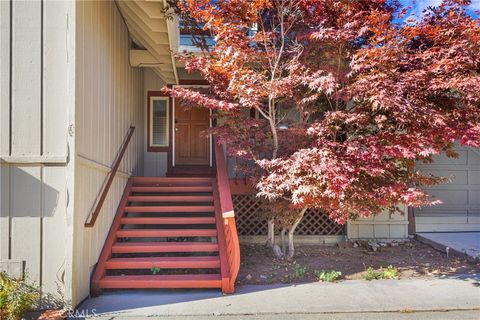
{"left": 165, "top": 0, "right": 480, "bottom": 259}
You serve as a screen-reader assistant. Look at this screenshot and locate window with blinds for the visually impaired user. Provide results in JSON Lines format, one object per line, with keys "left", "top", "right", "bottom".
{"left": 150, "top": 97, "right": 169, "bottom": 147}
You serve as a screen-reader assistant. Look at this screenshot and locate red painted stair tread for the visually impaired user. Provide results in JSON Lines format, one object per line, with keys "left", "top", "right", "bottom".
{"left": 128, "top": 195, "right": 213, "bottom": 202}
{"left": 120, "top": 217, "right": 216, "bottom": 225}
{"left": 116, "top": 229, "right": 217, "bottom": 238}
{"left": 98, "top": 274, "right": 222, "bottom": 289}
{"left": 124, "top": 206, "right": 214, "bottom": 213}
{"left": 131, "top": 186, "right": 213, "bottom": 193}
{"left": 111, "top": 242, "right": 219, "bottom": 253}
{"left": 104, "top": 256, "right": 221, "bottom": 269}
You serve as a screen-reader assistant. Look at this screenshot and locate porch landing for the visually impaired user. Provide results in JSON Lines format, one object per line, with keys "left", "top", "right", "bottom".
{"left": 166, "top": 165, "right": 214, "bottom": 177}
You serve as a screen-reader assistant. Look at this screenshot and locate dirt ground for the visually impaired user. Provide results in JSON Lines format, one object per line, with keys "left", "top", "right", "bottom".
{"left": 237, "top": 239, "right": 480, "bottom": 285}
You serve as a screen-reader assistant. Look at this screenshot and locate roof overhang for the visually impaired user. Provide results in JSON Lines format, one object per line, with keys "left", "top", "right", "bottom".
{"left": 116, "top": 0, "right": 179, "bottom": 84}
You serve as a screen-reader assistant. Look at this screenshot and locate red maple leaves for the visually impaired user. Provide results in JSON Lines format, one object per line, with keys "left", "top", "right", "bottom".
{"left": 167, "top": 0, "right": 480, "bottom": 224}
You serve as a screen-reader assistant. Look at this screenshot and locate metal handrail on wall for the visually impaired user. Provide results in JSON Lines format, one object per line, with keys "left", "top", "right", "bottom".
{"left": 85, "top": 126, "right": 136, "bottom": 228}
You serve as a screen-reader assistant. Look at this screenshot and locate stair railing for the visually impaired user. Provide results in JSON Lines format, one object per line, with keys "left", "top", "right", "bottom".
{"left": 85, "top": 126, "right": 136, "bottom": 227}
{"left": 213, "top": 141, "right": 240, "bottom": 293}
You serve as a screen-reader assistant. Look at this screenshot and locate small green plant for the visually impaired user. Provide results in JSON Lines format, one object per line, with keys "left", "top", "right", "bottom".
{"left": 362, "top": 265, "right": 398, "bottom": 281}
{"left": 0, "top": 272, "right": 40, "bottom": 320}
{"left": 381, "top": 265, "right": 398, "bottom": 279}
{"left": 315, "top": 270, "right": 342, "bottom": 282}
{"left": 150, "top": 267, "right": 161, "bottom": 275}
{"left": 363, "top": 267, "right": 380, "bottom": 280}
{"left": 291, "top": 264, "right": 307, "bottom": 279}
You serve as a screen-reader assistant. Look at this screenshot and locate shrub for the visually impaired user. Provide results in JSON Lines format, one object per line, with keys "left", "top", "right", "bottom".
{"left": 362, "top": 266, "right": 398, "bottom": 281}
{"left": 0, "top": 272, "right": 40, "bottom": 320}
{"left": 291, "top": 264, "right": 307, "bottom": 279}
{"left": 315, "top": 270, "right": 342, "bottom": 282}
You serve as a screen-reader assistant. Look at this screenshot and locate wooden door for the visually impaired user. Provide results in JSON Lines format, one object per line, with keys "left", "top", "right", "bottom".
{"left": 175, "top": 101, "right": 210, "bottom": 165}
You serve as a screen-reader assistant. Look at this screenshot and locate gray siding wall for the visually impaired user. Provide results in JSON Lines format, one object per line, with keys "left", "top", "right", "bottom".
{"left": 414, "top": 146, "right": 480, "bottom": 232}
{"left": 144, "top": 68, "right": 168, "bottom": 176}
{"left": 0, "top": 0, "right": 74, "bottom": 307}
{"left": 347, "top": 206, "right": 409, "bottom": 240}
{"left": 0, "top": 0, "right": 70, "bottom": 159}
{"left": 71, "top": 0, "right": 144, "bottom": 306}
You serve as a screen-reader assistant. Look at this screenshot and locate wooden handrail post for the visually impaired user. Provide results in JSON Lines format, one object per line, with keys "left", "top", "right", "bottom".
{"left": 213, "top": 138, "right": 241, "bottom": 293}
{"left": 85, "top": 126, "right": 136, "bottom": 227}
{"left": 214, "top": 143, "right": 234, "bottom": 218}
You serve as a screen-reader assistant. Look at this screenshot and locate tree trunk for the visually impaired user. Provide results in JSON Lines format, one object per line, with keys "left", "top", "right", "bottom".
{"left": 285, "top": 208, "right": 307, "bottom": 260}
{"left": 281, "top": 227, "right": 287, "bottom": 254}
{"left": 270, "top": 122, "right": 279, "bottom": 159}
{"left": 273, "top": 244, "right": 284, "bottom": 259}
{"left": 285, "top": 228, "right": 296, "bottom": 261}
{"left": 267, "top": 218, "right": 275, "bottom": 248}
{"left": 265, "top": 97, "right": 279, "bottom": 251}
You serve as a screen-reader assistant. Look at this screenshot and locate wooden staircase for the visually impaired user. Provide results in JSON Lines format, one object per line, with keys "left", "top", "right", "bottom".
{"left": 91, "top": 173, "right": 240, "bottom": 294}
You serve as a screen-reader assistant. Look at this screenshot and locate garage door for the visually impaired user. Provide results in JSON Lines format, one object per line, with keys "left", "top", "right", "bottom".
{"left": 414, "top": 145, "right": 480, "bottom": 232}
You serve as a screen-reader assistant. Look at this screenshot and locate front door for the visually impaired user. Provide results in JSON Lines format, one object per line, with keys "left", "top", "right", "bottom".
{"left": 175, "top": 101, "right": 210, "bottom": 165}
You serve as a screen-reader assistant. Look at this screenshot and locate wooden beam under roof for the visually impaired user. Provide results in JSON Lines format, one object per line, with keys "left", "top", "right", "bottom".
{"left": 118, "top": 2, "right": 168, "bottom": 42}
{"left": 127, "top": 25, "right": 173, "bottom": 63}
{"left": 121, "top": 1, "right": 167, "bottom": 33}
{"left": 136, "top": 1, "right": 166, "bottom": 19}
{"left": 130, "top": 49, "right": 159, "bottom": 67}
{"left": 116, "top": 0, "right": 179, "bottom": 84}
{"left": 130, "top": 49, "right": 173, "bottom": 67}
{"left": 153, "top": 68, "right": 176, "bottom": 84}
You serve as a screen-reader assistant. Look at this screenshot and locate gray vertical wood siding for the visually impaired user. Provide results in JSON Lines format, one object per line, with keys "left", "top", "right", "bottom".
{"left": 0, "top": 0, "right": 146, "bottom": 307}
{"left": 72, "top": 0, "right": 144, "bottom": 306}
{"left": 0, "top": 0, "right": 74, "bottom": 307}
{"left": 1, "top": 0, "right": 69, "bottom": 160}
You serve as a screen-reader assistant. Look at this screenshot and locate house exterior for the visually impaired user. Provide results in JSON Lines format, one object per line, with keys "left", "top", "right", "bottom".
{"left": 0, "top": 0, "right": 478, "bottom": 308}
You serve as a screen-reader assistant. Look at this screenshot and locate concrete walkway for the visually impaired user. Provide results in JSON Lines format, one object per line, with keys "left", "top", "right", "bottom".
{"left": 77, "top": 277, "right": 480, "bottom": 319}
{"left": 76, "top": 311, "right": 480, "bottom": 320}
{"left": 417, "top": 232, "right": 480, "bottom": 261}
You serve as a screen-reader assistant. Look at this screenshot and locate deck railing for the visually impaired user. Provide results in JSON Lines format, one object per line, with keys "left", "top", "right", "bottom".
{"left": 213, "top": 141, "right": 240, "bottom": 293}
{"left": 85, "top": 126, "right": 135, "bottom": 227}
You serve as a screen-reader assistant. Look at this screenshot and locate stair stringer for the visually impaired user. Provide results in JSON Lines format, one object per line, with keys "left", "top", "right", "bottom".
{"left": 90, "top": 178, "right": 133, "bottom": 296}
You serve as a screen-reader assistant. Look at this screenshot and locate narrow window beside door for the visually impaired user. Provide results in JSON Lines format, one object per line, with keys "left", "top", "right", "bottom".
{"left": 148, "top": 96, "right": 169, "bottom": 151}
